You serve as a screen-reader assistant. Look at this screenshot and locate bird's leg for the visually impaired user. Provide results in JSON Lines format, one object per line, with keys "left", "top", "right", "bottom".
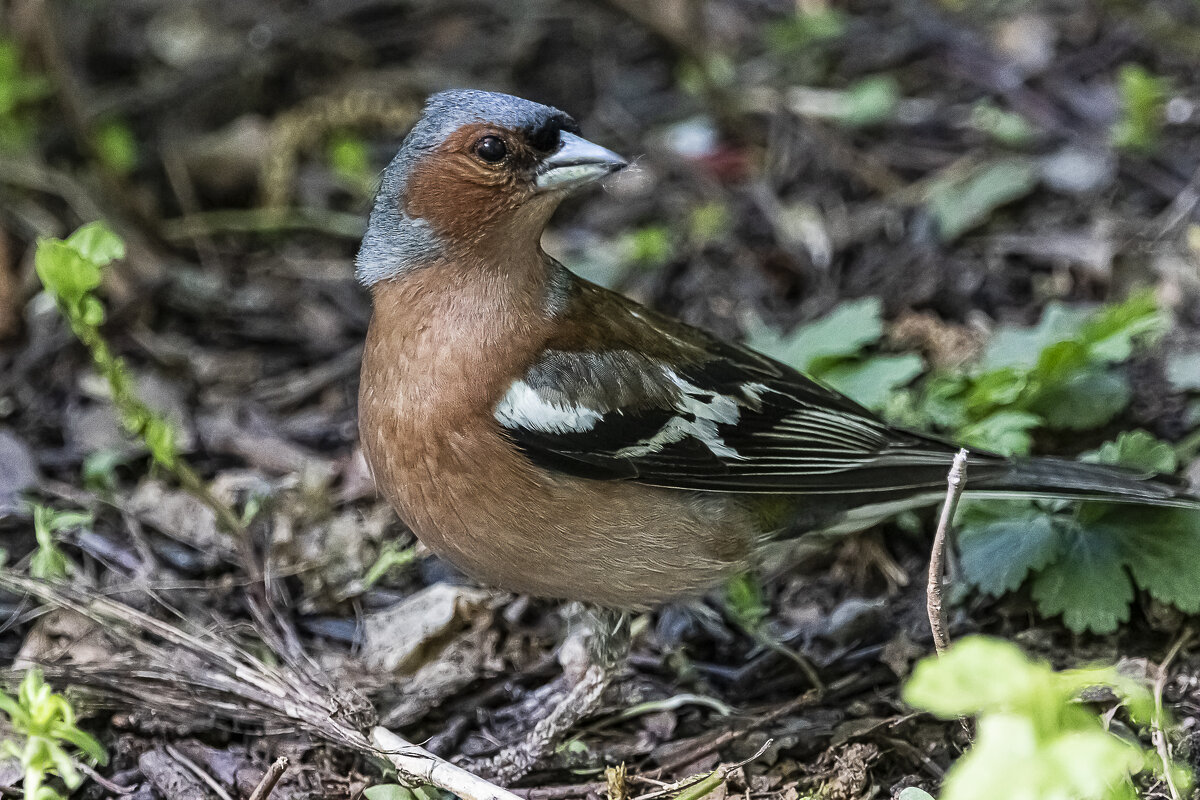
{"left": 481, "top": 604, "right": 631, "bottom": 784}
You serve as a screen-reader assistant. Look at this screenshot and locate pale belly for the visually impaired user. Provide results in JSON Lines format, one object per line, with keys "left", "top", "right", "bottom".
{"left": 360, "top": 407, "right": 756, "bottom": 608}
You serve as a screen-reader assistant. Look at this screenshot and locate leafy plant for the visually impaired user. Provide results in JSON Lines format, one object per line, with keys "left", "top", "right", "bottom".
{"left": 35, "top": 223, "right": 181, "bottom": 469}
{"left": 1110, "top": 64, "right": 1167, "bottom": 153}
{"left": 362, "top": 542, "right": 417, "bottom": 588}
{"left": 0, "top": 37, "right": 51, "bottom": 152}
{"left": 327, "top": 130, "right": 377, "bottom": 196}
{"left": 763, "top": 8, "right": 846, "bottom": 56}
{"left": 904, "top": 637, "right": 1186, "bottom": 800}
{"left": 0, "top": 669, "right": 108, "bottom": 800}
{"left": 93, "top": 119, "right": 138, "bottom": 175}
{"left": 969, "top": 102, "right": 1037, "bottom": 147}
{"left": 912, "top": 290, "right": 1168, "bottom": 456}
{"left": 28, "top": 505, "right": 92, "bottom": 581}
{"left": 745, "top": 296, "right": 923, "bottom": 412}
{"left": 957, "top": 430, "right": 1200, "bottom": 634}
{"left": 35, "top": 222, "right": 246, "bottom": 538}
{"left": 838, "top": 75, "right": 900, "bottom": 127}
{"left": 925, "top": 157, "right": 1039, "bottom": 241}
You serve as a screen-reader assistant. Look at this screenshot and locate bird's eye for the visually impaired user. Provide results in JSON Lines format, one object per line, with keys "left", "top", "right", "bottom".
{"left": 474, "top": 135, "right": 507, "bottom": 164}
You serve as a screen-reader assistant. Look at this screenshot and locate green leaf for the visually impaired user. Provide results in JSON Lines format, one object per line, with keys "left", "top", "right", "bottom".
{"left": 744, "top": 297, "right": 884, "bottom": 370}
{"left": 1111, "top": 63, "right": 1167, "bottom": 153}
{"left": 838, "top": 75, "right": 899, "bottom": 127}
{"left": 942, "top": 715, "right": 1143, "bottom": 800}
{"left": 926, "top": 158, "right": 1039, "bottom": 241}
{"left": 958, "top": 410, "right": 1042, "bottom": 456}
{"left": 625, "top": 225, "right": 673, "bottom": 267}
{"left": 969, "top": 102, "right": 1037, "bottom": 146}
{"left": 1083, "top": 430, "right": 1177, "bottom": 474}
{"left": 1165, "top": 349, "right": 1200, "bottom": 392}
{"left": 957, "top": 502, "right": 1064, "bottom": 596}
{"left": 723, "top": 572, "right": 768, "bottom": 631}
{"left": 1032, "top": 368, "right": 1130, "bottom": 431}
{"left": 64, "top": 221, "right": 125, "bottom": 267}
{"left": 687, "top": 202, "right": 730, "bottom": 245}
{"left": 902, "top": 636, "right": 1050, "bottom": 718}
{"left": 1077, "top": 289, "right": 1166, "bottom": 363}
{"left": 364, "top": 785, "right": 417, "bottom": 800}
{"left": 1106, "top": 506, "right": 1200, "bottom": 612}
{"left": 980, "top": 303, "right": 1088, "bottom": 371}
{"left": 93, "top": 121, "right": 138, "bottom": 175}
{"left": 1030, "top": 523, "right": 1133, "bottom": 634}
{"left": 34, "top": 240, "right": 101, "bottom": 305}
{"left": 896, "top": 789, "right": 935, "bottom": 800}
{"left": 962, "top": 367, "right": 1027, "bottom": 415}
{"left": 763, "top": 8, "right": 845, "bottom": 54}
{"left": 141, "top": 417, "right": 178, "bottom": 468}
{"left": 819, "top": 354, "right": 923, "bottom": 411}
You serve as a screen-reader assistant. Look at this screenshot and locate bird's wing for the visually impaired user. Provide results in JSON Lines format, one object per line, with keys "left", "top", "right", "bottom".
{"left": 494, "top": 275, "right": 995, "bottom": 495}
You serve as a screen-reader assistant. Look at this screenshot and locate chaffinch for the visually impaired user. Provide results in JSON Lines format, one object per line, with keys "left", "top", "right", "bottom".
{"left": 357, "top": 89, "right": 1196, "bottom": 611}
{"left": 355, "top": 89, "right": 1198, "bottom": 779}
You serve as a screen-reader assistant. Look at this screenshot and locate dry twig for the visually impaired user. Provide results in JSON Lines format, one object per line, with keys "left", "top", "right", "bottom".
{"left": 1152, "top": 629, "right": 1192, "bottom": 800}
{"left": 926, "top": 449, "right": 968, "bottom": 656}
{"left": 248, "top": 757, "right": 291, "bottom": 800}
{"left": 0, "top": 574, "right": 521, "bottom": 800}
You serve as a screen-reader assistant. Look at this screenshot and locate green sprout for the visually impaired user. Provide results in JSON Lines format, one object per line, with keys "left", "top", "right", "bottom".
{"left": 35, "top": 221, "right": 247, "bottom": 539}
{"left": 904, "top": 637, "right": 1188, "bottom": 800}
{"left": 0, "top": 670, "right": 107, "bottom": 800}
{"left": 28, "top": 504, "right": 92, "bottom": 581}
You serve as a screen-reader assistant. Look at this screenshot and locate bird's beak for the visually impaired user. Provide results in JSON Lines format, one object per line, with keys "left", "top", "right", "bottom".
{"left": 535, "top": 131, "right": 628, "bottom": 192}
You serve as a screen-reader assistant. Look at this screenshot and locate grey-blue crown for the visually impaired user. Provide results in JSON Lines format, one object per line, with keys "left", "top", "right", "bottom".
{"left": 355, "top": 90, "right": 576, "bottom": 286}
{"left": 406, "top": 90, "right": 575, "bottom": 151}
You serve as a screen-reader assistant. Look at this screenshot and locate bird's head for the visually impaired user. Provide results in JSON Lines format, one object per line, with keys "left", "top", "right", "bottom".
{"left": 356, "top": 90, "right": 628, "bottom": 286}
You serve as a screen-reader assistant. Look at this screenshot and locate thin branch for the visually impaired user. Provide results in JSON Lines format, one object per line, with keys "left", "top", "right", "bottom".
{"left": 372, "top": 727, "right": 524, "bottom": 800}
{"left": 927, "top": 449, "right": 969, "bottom": 656}
{"left": 165, "top": 744, "right": 235, "bottom": 800}
{"left": 248, "top": 757, "right": 290, "bottom": 800}
{"left": 1152, "top": 629, "right": 1191, "bottom": 800}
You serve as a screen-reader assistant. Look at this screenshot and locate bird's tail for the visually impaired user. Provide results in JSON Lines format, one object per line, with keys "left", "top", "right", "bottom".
{"left": 974, "top": 456, "right": 1199, "bottom": 508}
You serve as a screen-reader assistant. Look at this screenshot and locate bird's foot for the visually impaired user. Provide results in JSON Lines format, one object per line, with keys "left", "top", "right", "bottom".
{"left": 461, "top": 606, "right": 631, "bottom": 784}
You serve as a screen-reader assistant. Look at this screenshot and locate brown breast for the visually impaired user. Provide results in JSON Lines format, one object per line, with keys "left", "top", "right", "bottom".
{"left": 358, "top": 259, "right": 756, "bottom": 607}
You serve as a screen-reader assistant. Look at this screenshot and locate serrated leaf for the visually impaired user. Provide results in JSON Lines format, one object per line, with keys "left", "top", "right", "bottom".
{"left": 957, "top": 502, "right": 1064, "bottom": 596}
{"left": 1032, "top": 368, "right": 1130, "bottom": 430}
{"left": 819, "top": 353, "right": 923, "bottom": 411}
{"left": 1104, "top": 506, "right": 1200, "bottom": 612}
{"left": 743, "top": 297, "right": 883, "bottom": 369}
{"left": 1030, "top": 523, "right": 1132, "bottom": 634}
{"left": 927, "top": 157, "right": 1039, "bottom": 241}
{"left": 1083, "top": 430, "right": 1177, "bottom": 474}
{"left": 64, "top": 221, "right": 125, "bottom": 266}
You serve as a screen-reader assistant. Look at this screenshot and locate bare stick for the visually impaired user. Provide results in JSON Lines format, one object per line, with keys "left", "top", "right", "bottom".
{"left": 372, "top": 727, "right": 525, "bottom": 800}
{"left": 927, "top": 449, "right": 969, "bottom": 656}
{"left": 248, "top": 757, "right": 290, "bottom": 800}
{"left": 1152, "top": 629, "right": 1191, "bottom": 800}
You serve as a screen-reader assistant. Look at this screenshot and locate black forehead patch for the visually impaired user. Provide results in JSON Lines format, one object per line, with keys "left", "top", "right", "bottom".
{"left": 407, "top": 89, "right": 579, "bottom": 152}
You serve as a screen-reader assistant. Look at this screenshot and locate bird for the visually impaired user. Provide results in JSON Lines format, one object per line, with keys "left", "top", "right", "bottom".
{"left": 355, "top": 89, "right": 1199, "bottom": 779}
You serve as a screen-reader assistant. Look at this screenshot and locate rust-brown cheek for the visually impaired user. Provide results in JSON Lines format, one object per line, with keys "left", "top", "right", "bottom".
{"left": 403, "top": 126, "right": 535, "bottom": 248}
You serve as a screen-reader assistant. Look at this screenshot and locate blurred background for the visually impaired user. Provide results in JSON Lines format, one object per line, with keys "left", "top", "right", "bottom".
{"left": 2, "top": 0, "right": 1200, "bottom": 796}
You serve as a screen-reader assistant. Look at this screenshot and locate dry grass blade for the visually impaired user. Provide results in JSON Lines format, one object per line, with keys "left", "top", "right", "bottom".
{"left": 0, "top": 573, "right": 521, "bottom": 800}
